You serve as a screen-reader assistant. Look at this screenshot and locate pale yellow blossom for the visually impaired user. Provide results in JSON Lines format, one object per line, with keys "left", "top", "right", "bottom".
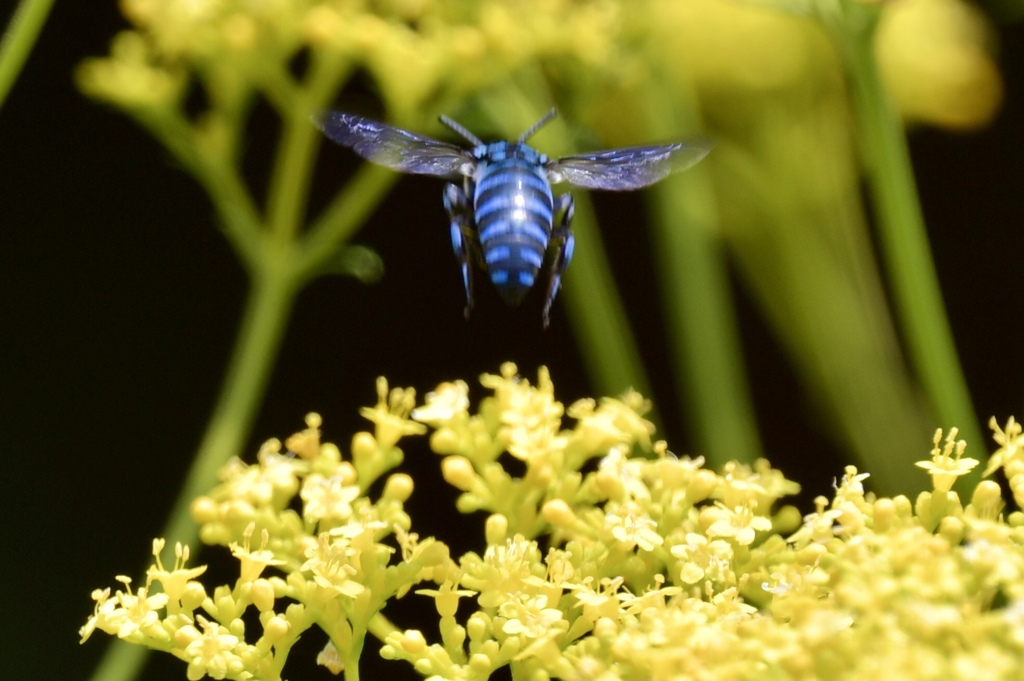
{"left": 916, "top": 427, "right": 979, "bottom": 493}
{"left": 605, "top": 502, "right": 663, "bottom": 552}
{"left": 230, "top": 524, "right": 285, "bottom": 583}
{"left": 147, "top": 539, "right": 207, "bottom": 605}
{"left": 360, "top": 377, "right": 427, "bottom": 451}
{"left": 702, "top": 501, "right": 773, "bottom": 546}
{"left": 300, "top": 473, "right": 361, "bottom": 526}
{"left": 180, "top": 615, "right": 255, "bottom": 681}
{"left": 300, "top": 533, "right": 366, "bottom": 599}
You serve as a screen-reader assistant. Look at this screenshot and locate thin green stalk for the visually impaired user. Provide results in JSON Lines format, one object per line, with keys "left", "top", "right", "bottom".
{"left": 651, "top": 179, "right": 762, "bottom": 467}
{"left": 643, "top": 81, "right": 762, "bottom": 467}
{"left": 344, "top": 628, "right": 366, "bottom": 681}
{"left": 200, "top": 161, "right": 268, "bottom": 273}
{"left": 366, "top": 612, "right": 400, "bottom": 644}
{"left": 267, "top": 111, "right": 321, "bottom": 244}
{"left": 560, "top": 195, "right": 654, "bottom": 400}
{"left": 830, "top": 6, "right": 984, "bottom": 482}
{"left": 0, "top": 0, "right": 53, "bottom": 110}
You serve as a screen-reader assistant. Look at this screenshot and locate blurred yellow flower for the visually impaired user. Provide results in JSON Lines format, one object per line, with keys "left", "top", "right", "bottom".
{"left": 877, "top": 0, "right": 1002, "bottom": 129}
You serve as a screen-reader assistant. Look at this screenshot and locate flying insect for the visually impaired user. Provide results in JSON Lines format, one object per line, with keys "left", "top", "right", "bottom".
{"left": 313, "top": 109, "right": 710, "bottom": 327}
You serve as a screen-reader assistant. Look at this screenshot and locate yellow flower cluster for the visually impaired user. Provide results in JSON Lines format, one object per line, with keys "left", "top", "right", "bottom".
{"left": 82, "top": 366, "right": 1024, "bottom": 679}
{"left": 76, "top": 0, "right": 631, "bottom": 124}
{"left": 80, "top": 407, "right": 450, "bottom": 680}
{"left": 77, "top": 0, "right": 1001, "bottom": 136}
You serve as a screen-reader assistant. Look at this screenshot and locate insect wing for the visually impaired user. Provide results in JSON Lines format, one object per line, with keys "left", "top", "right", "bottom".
{"left": 547, "top": 142, "right": 712, "bottom": 191}
{"left": 314, "top": 111, "right": 476, "bottom": 180}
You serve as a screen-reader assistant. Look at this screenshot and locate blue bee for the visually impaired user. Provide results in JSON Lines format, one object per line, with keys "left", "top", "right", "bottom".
{"left": 313, "top": 109, "right": 710, "bottom": 327}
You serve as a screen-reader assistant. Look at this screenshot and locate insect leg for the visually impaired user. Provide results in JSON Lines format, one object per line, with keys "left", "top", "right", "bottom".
{"left": 542, "top": 193, "right": 576, "bottom": 328}
{"left": 443, "top": 182, "right": 478, "bottom": 319}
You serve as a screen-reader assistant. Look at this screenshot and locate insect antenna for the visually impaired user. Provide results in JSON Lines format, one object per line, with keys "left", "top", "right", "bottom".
{"left": 517, "top": 108, "right": 557, "bottom": 143}
{"left": 439, "top": 115, "right": 484, "bottom": 147}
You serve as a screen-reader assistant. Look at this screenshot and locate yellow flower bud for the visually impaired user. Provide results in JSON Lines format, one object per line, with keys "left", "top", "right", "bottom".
{"left": 970, "top": 480, "right": 1005, "bottom": 516}
{"left": 440, "top": 618, "right": 466, "bottom": 649}
{"left": 467, "top": 612, "right": 490, "bottom": 641}
{"left": 686, "top": 469, "right": 720, "bottom": 503}
{"left": 383, "top": 473, "right": 414, "bottom": 501}
{"left": 593, "top": 469, "right": 625, "bottom": 500}
{"left": 400, "top": 629, "right": 427, "bottom": 654}
{"left": 251, "top": 578, "right": 276, "bottom": 612}
{"left": 262, "top": 614, "right": 290, "bottom": 644}
{"left": 441, "top": 456, "right": 476, "bottom": 491}
{"left": 872, "top": 497, "right": 897, "bottom": 532}
{"left": 796, "top": 542, "right": 827, "bottom": 565}
{"left": 541, "top": 499, "right": 577, "bottom": 528}
{"left": 593, "top": 616, "right": 618, "bottom": 640}
{"left": 351, "top": 431, "right": 378, "bottom": 460}
{"left": 224, "top": 499, "right": 256, "bottom": 525}
{"left": 485, "top": 513, "right": 508, "bottom": 545}
{"left": 181, "top": 581, "right": 207, "bottom": 611}
{"left": 174, "top": 623, "right": 200, "bottom": 648}
{"left": 938, "top": 516, "right": 965, "bottom": 544}
{"left": 892, "top": 494, "right": 914, "bottom": 519}
{"left": 191, "top": 496, "right": 219, "bottom": 524}
{"left": 430, "top": 427, "right": 460, "bottom": 454}
{"left": 469, "top": 652, "right": 494, "bottom": 677}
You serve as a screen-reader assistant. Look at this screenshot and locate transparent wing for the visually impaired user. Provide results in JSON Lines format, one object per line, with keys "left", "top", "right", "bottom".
{"left": 313, "top": 111, "right": 476, "bottom": 179}
{"left": 547, "top": 142, "right": 712, "bottom": 191}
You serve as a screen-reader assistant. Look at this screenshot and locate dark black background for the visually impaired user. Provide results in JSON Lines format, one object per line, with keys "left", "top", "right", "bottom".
{"left": 2, "top": 3, "right": 1022, "bottom": 679}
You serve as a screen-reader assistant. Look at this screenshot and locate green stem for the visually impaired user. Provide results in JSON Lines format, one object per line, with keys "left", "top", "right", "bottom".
{"left": 833, "top": 7, "right": 984, "bottom": 484}
{"left": 651, "top": 181, "right": 762, "bottom": 466}
{"left": 90, "top": 265, "right": 299, "bottom": 681}
{"left": 203, "top": 162, "right": 269, "bottom": 273}
{"left": 0, "top": 0, "right": 54, "bottom": 110}
{"left": 344, "top": 627, "right": 366, "bottom": 681}
{"left": 366, "top": 612, "right": 399, "bottom": 643}
{"left": 267, "top": 110, "right": 320, "bottom": 244}
{"left": 642, "top": 80, "right": 762, "bottom": 466}
{"left": 560, "top": 195, "right": 654, "bottom": 400}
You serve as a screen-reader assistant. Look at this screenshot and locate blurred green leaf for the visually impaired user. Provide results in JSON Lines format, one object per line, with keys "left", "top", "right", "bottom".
{"left": 321, "top": 244, "right": 385, "bottom": 284}
{"left": 0, "top": 0, "right": 55, "bottom": 110}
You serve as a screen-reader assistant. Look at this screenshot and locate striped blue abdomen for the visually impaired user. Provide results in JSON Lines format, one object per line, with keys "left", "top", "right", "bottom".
{"left": 473, "top": 145, "right": 554, "bottom": 306}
